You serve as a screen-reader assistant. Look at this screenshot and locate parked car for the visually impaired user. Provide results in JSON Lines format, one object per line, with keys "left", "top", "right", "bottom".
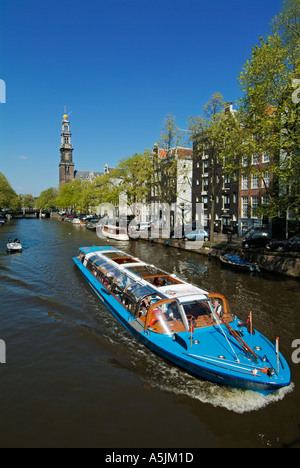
{"left": 242, "top": 231, "right": 271, "bottom": 249}
{"left": 184, "top": 228, "right": 210, "bottom": 242}
{"left": 266, "top": 234, "right": 300, "bottom": 253}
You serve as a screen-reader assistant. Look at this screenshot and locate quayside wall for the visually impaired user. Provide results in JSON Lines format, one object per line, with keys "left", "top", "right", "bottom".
{"left": 139, "top": 237, "right": 300, "bottom": 280}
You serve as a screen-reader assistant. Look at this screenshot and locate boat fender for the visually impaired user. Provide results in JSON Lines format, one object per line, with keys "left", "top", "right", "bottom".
{"left": 150, "top": 316, "right": 158, "bottom": 326}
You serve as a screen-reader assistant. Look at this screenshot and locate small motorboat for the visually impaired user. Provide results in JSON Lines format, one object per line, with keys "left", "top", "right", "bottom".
{"left": 73, "top": 246, "right": 291, "bottom": 395}
{"left": 219, "top": 254, "right": 260, "bottom": 273}
{"left": 6, "top": 241, "right": 22, "bottom": 253}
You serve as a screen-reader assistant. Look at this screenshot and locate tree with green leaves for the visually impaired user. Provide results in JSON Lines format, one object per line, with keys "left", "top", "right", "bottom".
{"left": 238, "top": 0, "right": 300, "bottom": 222}
{"left": 188, "top": 93, "right": 241, "bottom": 240}
{"left": 55, "top": 179, "right": 88, "bottom": 212}
{"left": 36, "top": 187, "right": 59, "bottom": 210}
{"left": 115, "top": 151, "right": 153, "bottom": 205}
{"left": 0, "top": 172, "right": 22, "bottom": 211}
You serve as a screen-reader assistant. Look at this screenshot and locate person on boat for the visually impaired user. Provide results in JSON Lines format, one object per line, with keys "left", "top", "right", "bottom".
{"left": 8, "top": 238, "right": 12, "bottom": 243}
{"left": 14, "top": 238, "right": 20, "bottom": 243}
{"left": 153, "top": 277, "right": 162, "bottom": 286}
{"left": 166, "top": 301, "right": 181, "bottom": 322}
{"left": 213, "top": 299, "right": 223, "bottom": 318}
{"left": 140, "top": 297, "right": 151, "bottom": 317}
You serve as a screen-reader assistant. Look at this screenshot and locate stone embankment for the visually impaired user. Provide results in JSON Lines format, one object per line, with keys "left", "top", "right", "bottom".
{"left": 52, "top": 214, "right": 299, "bottom": 279}
{"left": 139, "top": 235, "right": 300, "bottom": 279}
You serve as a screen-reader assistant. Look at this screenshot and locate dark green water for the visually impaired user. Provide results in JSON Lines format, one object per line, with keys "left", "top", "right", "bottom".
{"left": 0, "top": 218, "right": 299, "bottom": 448}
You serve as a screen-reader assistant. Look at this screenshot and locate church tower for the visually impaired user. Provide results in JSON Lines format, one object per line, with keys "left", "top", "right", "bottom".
{"left": 59, "top": 110, "right": 74, "bottom": 189}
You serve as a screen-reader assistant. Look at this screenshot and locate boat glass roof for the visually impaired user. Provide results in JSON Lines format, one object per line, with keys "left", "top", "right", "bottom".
{"left": 125, "top": 283, "right": 158, "bottom": 302}
{"left": 114, "top": 274, "right": 137, "bottom": 290}
{"left": 125, "top": 264, "right": 166, "bottom": 278}
{"left": 102, "top": 251, "right": 131, "bottom": 259}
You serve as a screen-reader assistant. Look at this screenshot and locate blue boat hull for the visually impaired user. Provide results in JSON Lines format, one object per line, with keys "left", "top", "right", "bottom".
{"left": 73, "top": 248, "right": 291, "bottom": 395}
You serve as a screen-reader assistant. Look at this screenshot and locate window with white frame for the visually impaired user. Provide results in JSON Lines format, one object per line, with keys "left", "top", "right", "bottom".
{"left": 242, "top": 175, "right": 249, "bottom": 190}
{"left": 251, "top": 174, "right": 259, "bottom": 189}
{"left": 251, "top": 196, "right": 259, "bottom": 218}
{"left": 263, "top": 171, "right": 271, "bottom": 188}
{"left": 242, "top": 197, "right": 248, "bottom": 218}
{"left": 262, "top": 153, "right": 270, "bottom": 163}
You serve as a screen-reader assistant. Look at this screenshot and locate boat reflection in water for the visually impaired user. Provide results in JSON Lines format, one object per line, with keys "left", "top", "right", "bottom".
{"left": 73, "top": 246, "right": 291, "bottom": 395}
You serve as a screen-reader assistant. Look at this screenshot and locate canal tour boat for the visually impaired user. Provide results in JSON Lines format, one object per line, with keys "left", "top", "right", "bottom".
{"left": 101, "top": 224, "right": 130, "bottom": 241}
{"left": 73, "top": 246, "right": 291, "bottom": 395}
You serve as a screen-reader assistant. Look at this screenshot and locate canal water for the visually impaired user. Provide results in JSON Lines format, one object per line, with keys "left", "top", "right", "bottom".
{"left": 0, "top": 218, "right": 299, "bottom": 448}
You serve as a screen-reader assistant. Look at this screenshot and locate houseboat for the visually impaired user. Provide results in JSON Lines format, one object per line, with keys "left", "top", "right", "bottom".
{"left": 73, "top": 246, "right": 291, "bottom": 395}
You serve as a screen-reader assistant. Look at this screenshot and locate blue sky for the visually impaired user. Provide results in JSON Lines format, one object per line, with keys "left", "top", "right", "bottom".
{"left": 0, "top": 0, "right": 283, "bottom": 196}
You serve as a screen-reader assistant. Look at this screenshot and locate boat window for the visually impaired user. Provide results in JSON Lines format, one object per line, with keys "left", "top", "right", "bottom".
{"left": 93, "top": 257, "right": 109, "bottom": 267}
{"left": 114, "top": 274, "right": 136, "bottom": 291}
{"left": 125, "top": 283, "right": 156, "bottom": 303}
{"left": 98, "top": 262, "right": 115, "bottom": 273}
{"left": 122, "top": 294, "right": 138, "bottom": 316}
{"left": 101, "top": 267, "right": 124, "bottom": 290}
{"left": 208, "top": 294, "right": 233, "bottom": 323}
{"left": 145, "top": 300, "right": 186, "bottom": 335}
{"left": 101, "top": 251, "right": 139, "bottom": 265}
{"left": 126, "top": 265, "right": 165, "bottom": 278}
{"left": 110, "top": 284, "right": 124, "bottom": 302}
{"left": 138, "top": 293, "right": 163, "bottom": 319}
{"left": 77, "top": 250, "right": 85, "bottom": 264}
{"left": 102, "top": 251, "right": 128, "bottom": 259}
{"left": 87, "top": 256, "right": 100, "bottom": 273}
{"left": 144, "top": 275, "right": 183, "bottom": 287}
{"left": 113, "top": 257, "right": 138, "bottom": 265}
{"left": 181, "top": 300, "right": 213, "bottom": 329}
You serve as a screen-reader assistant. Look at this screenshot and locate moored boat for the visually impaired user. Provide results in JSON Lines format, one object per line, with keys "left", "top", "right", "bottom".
{"left": 73, "top": 246, "right": 291, "bottom": 395}
{"left": 101, "top": 224, "right": 129, "bottom": 241}
{"left": 219, "top": 254, "right": 260, "bottom": 273}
